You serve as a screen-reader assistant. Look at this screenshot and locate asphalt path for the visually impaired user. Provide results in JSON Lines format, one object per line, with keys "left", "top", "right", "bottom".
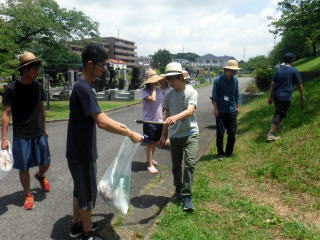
{"left": 0, "top": 77, "right": 251, "bottom": 240}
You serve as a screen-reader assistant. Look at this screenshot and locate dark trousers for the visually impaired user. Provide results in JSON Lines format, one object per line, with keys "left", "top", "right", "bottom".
{"left": 216, "top": 112, "right": 237, "bottom": 155}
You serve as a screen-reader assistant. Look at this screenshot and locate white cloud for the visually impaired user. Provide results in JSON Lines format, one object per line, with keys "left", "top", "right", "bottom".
{"left": 0, "top": 0, "right": 281, "bottom": 60}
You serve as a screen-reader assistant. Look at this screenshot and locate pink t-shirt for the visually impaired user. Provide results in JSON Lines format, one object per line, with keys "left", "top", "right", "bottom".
{"left": 142, "top": 86, "right": 163, "bottom": 122}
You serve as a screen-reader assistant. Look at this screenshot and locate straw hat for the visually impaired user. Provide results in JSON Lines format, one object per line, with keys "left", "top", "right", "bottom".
{"left": 223, "top": 60, "right": 241, "bottom": 71}
{"left": 164, "top": 62, "right": 183, "bottom": 76}
{"left": 17, "top": 52, "right": 41, "bottom": 70}
{"left": 182, "top": 70, "right": 190, "bottom": 80}
{"left": 140, "top": 68, "right": 164, "bottom": 86}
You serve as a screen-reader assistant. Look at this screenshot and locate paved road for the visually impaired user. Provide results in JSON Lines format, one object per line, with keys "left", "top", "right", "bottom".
{"left": 0, "top": 77, "right": 251, "bottom": 240}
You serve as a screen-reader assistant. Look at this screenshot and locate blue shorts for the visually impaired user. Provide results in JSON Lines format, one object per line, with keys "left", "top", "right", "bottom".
{"left": 12, "top": 135, "right": 51, "bottom": 171}
{"left": 143, "top": 123, "right": 163, "bottom": 144}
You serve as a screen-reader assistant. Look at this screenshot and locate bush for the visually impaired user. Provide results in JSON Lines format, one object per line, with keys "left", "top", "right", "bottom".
{"left": 254, "top": 68, "right": 276, "bottom": 91}
{"left": 196, "top": 77, "right": 206, "bottom": 84}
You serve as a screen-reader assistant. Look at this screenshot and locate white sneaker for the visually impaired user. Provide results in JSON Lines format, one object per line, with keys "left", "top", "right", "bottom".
{"left": 267, "top": 134, "right": 281, "bottom": 141}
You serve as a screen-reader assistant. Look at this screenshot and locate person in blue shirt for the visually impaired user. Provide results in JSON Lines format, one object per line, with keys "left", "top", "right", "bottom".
{"left": 267, "top": 52, "right": 304, "bottom": 141}
{"left": 211, "top": 60, "right": 240, "bottom": 159}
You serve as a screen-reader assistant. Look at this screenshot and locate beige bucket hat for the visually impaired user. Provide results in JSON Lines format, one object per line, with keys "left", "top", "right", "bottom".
{"left": 164, "top": 62, "right": 183, "bottom": 77}
{"left": 17, "top": 52, "right": 41, "bottom": 70}
{"left": 223, "top": 60, "right": 241, "bottom": 71}
{"left": 140, "top": 69, "right": 164, "bottom": 86}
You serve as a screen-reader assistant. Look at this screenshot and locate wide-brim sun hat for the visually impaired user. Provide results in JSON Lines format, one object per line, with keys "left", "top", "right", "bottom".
{"left": 182, "top": 70, "right": 190, "bottom": 80}
{"left": 17, "top": 52, "right": 41, "bottom": 70}
{"left": 223, "top": 60, "right": 241, "bottom": 71}
{"left": 140, "top": 68, "right": 164, "bottom": 86}
{"left": 164, "top": 62, "right": 183, "bottom": 77}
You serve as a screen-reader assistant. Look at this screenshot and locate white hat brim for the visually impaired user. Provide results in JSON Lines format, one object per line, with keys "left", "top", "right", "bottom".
{"left": 223, "top": 66, "right": 241, "bottom": 70}
{"left": 164, "top": 72, "right": 183, "bottom": 77}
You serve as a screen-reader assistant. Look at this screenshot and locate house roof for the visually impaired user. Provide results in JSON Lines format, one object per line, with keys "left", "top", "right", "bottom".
{"left": 108, "top": 59, "right": 126, "bottom": 64}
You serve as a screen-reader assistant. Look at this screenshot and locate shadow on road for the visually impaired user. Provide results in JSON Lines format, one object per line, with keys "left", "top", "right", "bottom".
{"left": 51, "top": 213, "right": 117, "bottom": 240}
{"left": 131, "top": 161, "right": 147, "bottom": 172}
{"left": 129, "top": 195, "right": 171, "bottom": 225}
{"left": 0, "top": 188, "right": 46, "bottom": 215}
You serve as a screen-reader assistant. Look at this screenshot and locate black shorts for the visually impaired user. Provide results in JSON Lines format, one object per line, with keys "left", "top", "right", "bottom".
{"left": 273, "top": 99, "right": 291, "bottom": 124}
{"left": 143, "top": 123, "right": 163, "bottom": 144}
{"left": 67, "top": 160, "right": 97, "bottom": 211}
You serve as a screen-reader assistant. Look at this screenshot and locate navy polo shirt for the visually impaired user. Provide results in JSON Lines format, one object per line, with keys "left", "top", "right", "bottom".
{"left": 272, "top": 65, "right": 302, "bottom": 101}
{"left": 66, "top": 78, "right": 102, "bottom": 163}
{"left": 211, "top": 75, "right": 239, "bottom": 113}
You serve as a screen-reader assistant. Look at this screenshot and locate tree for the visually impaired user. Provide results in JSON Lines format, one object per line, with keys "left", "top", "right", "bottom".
{"left": 151, "top": 49, "right": 172, "bottom": 73}
{"left": 0, "top": 0, "right": 100, "bottom": 77}
{"left": 172, "top": 52, "right": 199, "bottom": 62}
{"left": 241, "top": 55, "right": 271, "bottom": 71}
{"left": 270, "top": 0, "right": 320, "bottom": 56}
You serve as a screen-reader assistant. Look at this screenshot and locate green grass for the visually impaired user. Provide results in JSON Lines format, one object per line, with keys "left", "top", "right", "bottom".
{"left": 294, "top": 56, "right": 320, "bottom": 72}
{"left": 44, "top": 100, "right": 141, "bottom": 120}
{"left": 151, "top": 77, "right": 320, "bottom": 240}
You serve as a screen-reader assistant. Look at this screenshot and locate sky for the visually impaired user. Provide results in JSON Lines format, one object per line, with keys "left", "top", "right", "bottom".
{"left": 1, "top": 0, "right": 281, "bottom": 60}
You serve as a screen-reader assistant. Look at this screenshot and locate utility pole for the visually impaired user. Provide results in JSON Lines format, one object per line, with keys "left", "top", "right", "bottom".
{"left": 243, "top": 47, "right": 246, "bottom": 62}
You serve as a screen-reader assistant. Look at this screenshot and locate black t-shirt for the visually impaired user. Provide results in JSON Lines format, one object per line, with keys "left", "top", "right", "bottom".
{"left": 2, "top": 80, "right": 45, "bottom": 138}
{"left": 66, "top": 78, "right": 102, "bottom": 163}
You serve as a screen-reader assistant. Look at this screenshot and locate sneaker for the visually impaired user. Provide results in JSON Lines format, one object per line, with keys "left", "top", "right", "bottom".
{"left": 69, "top": 222, "right": 99, "bottom": 238}
{"left": 147, "top": 165, "right": 159, "bottom": 174}
{"left": 79, "top": 232, "right": 105, "bottom": 240}
{"left": 24, "top": 193, "right": 34, "bottom": 210}
{"left": 217, "top": 154, "right": 225, "bottom": 161}
{"left": 171, "top": 192, "right": 181, "bottom": 204}
{"left": 266, "top": 133, "right": 281, "bottom": 142}
{"left": 182, "top": 196, "right": 194, "bottom": 212}
{"left": 35, "top": 173, "right": 51, "bottom": 192}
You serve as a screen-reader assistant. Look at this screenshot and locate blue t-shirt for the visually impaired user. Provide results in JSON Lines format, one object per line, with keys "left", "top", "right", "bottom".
{"left": 66, "top": 78, "right": 102, "bottom": 163}
{"left": 211, "top": 75, "right": 239, "bottom": 113}
{"left": 273, "top": 65, "right": 302, "bottom": 101}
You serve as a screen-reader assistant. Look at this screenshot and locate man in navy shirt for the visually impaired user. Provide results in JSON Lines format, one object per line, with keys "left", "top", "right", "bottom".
{"left": 267, "top": 52, "right": 304, "bottom": 141}
{"left": 66, "top": 44, "right": 143, "bottom": 240}
{"left": 211, "top": 60, "right": 240, "bottom": 159}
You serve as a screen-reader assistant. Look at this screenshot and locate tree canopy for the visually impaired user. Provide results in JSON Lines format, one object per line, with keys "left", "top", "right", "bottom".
{"left": 151, "top": 49, "right": 172, "bottom": 73}
{"left": 270, "top": 0, "right": 320, "bottom": 57}
{"left": 0, "top": 0, "right": 100, "bottom": 77}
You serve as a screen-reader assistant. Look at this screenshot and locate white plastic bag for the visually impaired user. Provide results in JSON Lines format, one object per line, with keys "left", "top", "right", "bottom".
{"left": 98, "top": 137, "right": 139, "bottom": 214}
{"left": 0, "top": 141, "right": 14, "bottom": 179}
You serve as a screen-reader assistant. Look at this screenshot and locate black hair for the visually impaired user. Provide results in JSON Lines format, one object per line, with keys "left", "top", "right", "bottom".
{"left": 81, "top": 43, "right": 108, "bottom": 66}
{"left": 283, "top": 52, "right": 295, "bottom": 64}
{"left": 19, "top": 62, "right": 41, "bottom": 75}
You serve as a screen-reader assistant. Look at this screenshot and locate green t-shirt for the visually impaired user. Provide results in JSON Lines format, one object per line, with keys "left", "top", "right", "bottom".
{"left": 163, "top": 84, "right": 199, "bottom": 138}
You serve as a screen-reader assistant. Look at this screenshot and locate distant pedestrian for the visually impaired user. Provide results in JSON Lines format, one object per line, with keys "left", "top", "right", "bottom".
{"left": 266, "top": 52, "right": 304, "bottom": 141}
{"left": 66, "top": 43, "right": 143, "bottom": 240}
{"left": 141, "top": 69, "right": 164, "bottom": 174}
{"left": 159, "top": 62, "right": 199, "bottom": 212}
{"left": 1, "top": 52, "right": 51, "bottom": 210}
{"left": 211, "top": 60, "right": 240, "bottom": 159}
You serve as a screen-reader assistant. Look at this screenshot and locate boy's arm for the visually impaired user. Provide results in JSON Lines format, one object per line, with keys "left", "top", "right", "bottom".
{"left": 164, "top": 104, "right": 195, "bottom": 126}
{"left": 297, "top": 83, "right": 304, "bottom": 101}
{"left": 159, "top": 109, "right": 170, "bottom": 146}
{"left": 1, "top": 106, "right": 11, "bottom": 149}
{"left": 40, "top": 101, "right": 48, "bottom": 135}
{"left": 268, "top": 81, "right": 275, "bottom": 105}
{"left": 92, "top": 112, "right": 143, "bottom": 143}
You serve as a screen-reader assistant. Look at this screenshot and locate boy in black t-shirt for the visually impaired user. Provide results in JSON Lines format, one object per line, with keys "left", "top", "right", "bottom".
{"left": 1, "top": 52, "right": 51, "bottom": 210}
{"left": 66, "top": 44, "right": 143, "bottom": 240}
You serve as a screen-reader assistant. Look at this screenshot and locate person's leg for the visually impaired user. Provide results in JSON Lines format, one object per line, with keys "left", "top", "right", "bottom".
{"left": 146, "top": 143, "right": 158, "bottom": 173}
{"left": 181, "top": 135, "right": 199, "bottom": 197}
{"left": 216, "top": 115, "right": 225, "bottom": 155}
{"left": 170, "top": 138, "right": 183, "bottom": 196}
{"left": 226, "top": 112, "right": 237, "bottom": 155}
{"left": 19, "top": 169, "right": 31, "bottom": 194}
{"left": 38, "top": 163, "right": 50, "bottom": 177}
{"left": 73, "top": 197, "right": 82, "bottom": 224}
{"left": 80, "top": 209, "right": 92, "bottom": 233}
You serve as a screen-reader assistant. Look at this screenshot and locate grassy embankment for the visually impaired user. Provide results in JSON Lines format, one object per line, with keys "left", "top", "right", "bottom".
{"left": 151, "top": 58, "right": 320, "bottom": 240}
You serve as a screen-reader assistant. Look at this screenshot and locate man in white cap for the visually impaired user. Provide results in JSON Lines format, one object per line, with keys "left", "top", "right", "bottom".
{"left": 159, "top": 62, "right": 199, "bottom": 212}
{"left": 1, "top": 52, "right": 51, "bottom": 210}
{"left": 211, "top": 60, "right": 240, "bottom": 159}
